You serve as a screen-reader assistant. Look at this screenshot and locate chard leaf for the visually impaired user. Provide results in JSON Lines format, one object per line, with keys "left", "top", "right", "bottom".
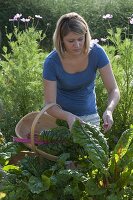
{"left": 28, "top": 176, "right": 45, "bottom": 194}
{"left": 85, "top": 178, "right": 106, "bottom": 195}
{"left": 116, "top": 167, "right": 132, "bottom": 188}
{"left": 71, "top": 120, "right": 108, "bottom": 175}
{"left": 84, "top": 123, "right": 109, "bottom": 155}
{"left": 117, "top": 142, "right": 133, "bottom": 171}
{"left": 112, "top": 129, "right": 133, "bottom": 158}
{"left": 109, "top": 128, "right": 133, "bottom": 175}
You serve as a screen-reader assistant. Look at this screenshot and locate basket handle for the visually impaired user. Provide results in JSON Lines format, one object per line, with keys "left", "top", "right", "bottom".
{"left": 30, "top": 103, "right": 61, "bottom": 161}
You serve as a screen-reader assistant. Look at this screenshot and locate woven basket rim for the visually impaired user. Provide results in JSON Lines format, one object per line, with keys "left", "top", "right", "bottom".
{"left": 15, "top": 111, "right": 39, "bottom": 138}
{"left": 15, "top": 104, "right": 61, "bottom": 161}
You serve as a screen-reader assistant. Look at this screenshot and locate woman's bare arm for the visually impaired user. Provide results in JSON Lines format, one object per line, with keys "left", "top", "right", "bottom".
{"left": 43, "top": 79, "right": 79, "bottom": 128}
{"left": 99, "top": 63, "right": 120, "bottom": 132}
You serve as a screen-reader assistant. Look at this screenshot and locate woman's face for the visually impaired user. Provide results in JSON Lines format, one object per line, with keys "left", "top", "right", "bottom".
{"left": 63, "top": 32, "right": 85, "bottom": 56}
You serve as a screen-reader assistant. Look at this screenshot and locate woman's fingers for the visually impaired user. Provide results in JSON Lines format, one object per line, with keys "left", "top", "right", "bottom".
{"left": 103, "top": 110, "right": 113, "bottom": 133}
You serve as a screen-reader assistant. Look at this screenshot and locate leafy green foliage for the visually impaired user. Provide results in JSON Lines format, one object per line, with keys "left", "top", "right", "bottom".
{"left": 0, "top": 24, "right": 46, "bottom": 140}
{"left": 0, "top": 120, "right": 132, "bottom": 199}
{"left": 84, "top": 123, "right": 109, "bottom": 155}
{"left": 0, "top": 0, "right": 133, "bottom": 51}
{"left": 108, "top": 128, "right": 133, "bottom": 187}
{"left": 56, "top": 119, "right": 69, "bottom": 128}
{"left": 0, "top": 133, "right": 24, "bottom": 166}
{"left": 71, "top": 120, "right": 109, "bottom": 175}
{"left": 38, "top": 126, "right": 72, "bottom": 156}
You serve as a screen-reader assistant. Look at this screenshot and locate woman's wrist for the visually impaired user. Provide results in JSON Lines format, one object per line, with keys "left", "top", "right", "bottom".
{"left": 105, "top": 106, "right": 114, "bottom": 114}
{"left": 65, "top": 112, "right": 75, "bottom": 122}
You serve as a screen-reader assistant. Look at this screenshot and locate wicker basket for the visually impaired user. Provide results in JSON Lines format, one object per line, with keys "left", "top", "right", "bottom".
{"left": 15, "top": 103, "right": 60, "bottom": 161}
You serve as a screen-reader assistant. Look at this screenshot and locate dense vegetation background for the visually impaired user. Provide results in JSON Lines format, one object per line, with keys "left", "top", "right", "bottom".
{"left": 0, "top": 0, "right": 133, "bottom": 149}
{"left": 0, "top": 0, "right": 133, "bottom": 51}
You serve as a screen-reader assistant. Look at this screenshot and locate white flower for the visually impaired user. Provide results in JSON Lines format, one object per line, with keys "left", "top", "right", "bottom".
{"left": 35, "top": 15, "right": 42, "bottom": 19}
{"left": 91, "top": 39, "right": 99, "bottom": 44}
{"left": 114, "top": 55, "right": 121, "bottom": 60}
{"left": 129, "top": 18, "right": 133, "bottom": 24}
{"left": 103, "top": 14, "right": 113, "bottom": 19}
{"left": 25, "top": 19, "right": 30, "bottom": 22}
{"left": 20, "top": 18, "right": 26, "bottom": 22}
{"left": 9, "top": 19, "right": 17, "bottom": 21}
{"left": 101, "top": 38, "right": 107, "bottom": 42}
{"left": 14, "top": 13, "right": 22, "bottom": 20}
{"left": 20, "top": 18, "right": 30, "bottom": 22}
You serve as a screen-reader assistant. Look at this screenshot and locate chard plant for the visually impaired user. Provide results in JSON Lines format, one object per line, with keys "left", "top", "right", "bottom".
{"left": 0, "top": 14, "right": 46, "bottom": 140}
{"left": 0, "top": 120, "right": 132, "bottom": 200}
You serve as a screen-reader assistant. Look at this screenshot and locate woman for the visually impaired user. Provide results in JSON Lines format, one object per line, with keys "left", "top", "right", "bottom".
{"left": 43, "top": 12, "right": 120, "bottom": 132}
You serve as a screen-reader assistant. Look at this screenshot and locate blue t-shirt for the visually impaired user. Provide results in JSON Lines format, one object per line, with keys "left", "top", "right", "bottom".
{"left": 43, "top": 43, "right": 109, "bottom": 116}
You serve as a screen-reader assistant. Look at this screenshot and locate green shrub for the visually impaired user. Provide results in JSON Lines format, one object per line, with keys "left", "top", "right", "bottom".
{"left": 0, "top": 0, "right": 133, "bottom": 51}
{"left": 0, "top": 16, "right": 46, "bottom": 140}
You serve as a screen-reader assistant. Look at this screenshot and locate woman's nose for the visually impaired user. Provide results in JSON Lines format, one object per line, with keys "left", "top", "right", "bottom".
{"left": 74, "top": 40, "right": 80, "bottom": 48}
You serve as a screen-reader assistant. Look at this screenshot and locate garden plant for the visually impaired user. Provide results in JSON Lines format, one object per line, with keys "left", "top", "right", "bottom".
{"left": 0, "top": 14, "right": 46, "bottom": 140}
{"left": 0, "top": 119, "right": 133, "bottom": 200}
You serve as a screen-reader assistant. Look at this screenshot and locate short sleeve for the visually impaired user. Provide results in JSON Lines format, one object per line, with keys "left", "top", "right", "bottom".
{"left": 43, "top": 58, "right": 57, "bottom": 81}
{"left": 96, "top": 44, "right": 110, "bottom": 68}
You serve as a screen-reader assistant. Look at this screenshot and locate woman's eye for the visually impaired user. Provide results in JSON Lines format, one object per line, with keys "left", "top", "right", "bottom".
{"left": 68, "top": 37, "right": 84, "bottom": 43}
{"left": 78, "top": 38, "right": 84, "bottom": 41}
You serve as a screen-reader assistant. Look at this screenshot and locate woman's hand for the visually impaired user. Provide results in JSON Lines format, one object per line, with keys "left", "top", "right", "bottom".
{"left": 66, "top": 113, "right": 78, "bottom": 129}
{"left": 102, "top": 110, "right": 113, "bottom": 133}
{"left": 66, "top": 113, "right": 84, "bottom": 129}
{"left": 99, "top": 64, "right": 120, "bottom": 133}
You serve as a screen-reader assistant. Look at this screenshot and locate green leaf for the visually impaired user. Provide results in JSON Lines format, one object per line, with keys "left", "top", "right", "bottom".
{"left": 3, "top": 46, "right": 7, "bottom": 54}
{"left": 0, "top": 152, "right": 11, "bottom": 165}
{"left": 85, "top": 178, "right": 106, "bottom": 195}
{"left": 117, "top": 142, "right": 133, "bottom": 171}
{"left": 106, "top": 193, "right": 119, "bottom": 200}
{"left": 28, "top": 176, "right": 44, "bottom": 194}
{"left": 0, "top": 192, "right": 6, "bottom": 199}
{"left": 71, "top": 120, "right": 108, "bottom": 175}
{"left": 109, "top": 128, "right": 133, "bottom": 175}
{"left": 116, "top": 167, "right": 133, "bottom": 188}
{"left": 3, "top": 165, "right": 21, "bottom": 174}
{"left": 84, "top": 122, "right": 109, "bottom": 155}
{"left": 41, "top": 174, "right": 51, "bottom": 190}
{"left": 112, "top": 129, "right": 133, "bottom": 157}
{"left": 41, "top": 190, "right": 58, "bottom": 200}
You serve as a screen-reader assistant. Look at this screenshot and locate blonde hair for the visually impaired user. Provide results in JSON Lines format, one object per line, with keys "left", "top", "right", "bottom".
{"left": 53, "top": 12, "right": 91, "bottom": 58}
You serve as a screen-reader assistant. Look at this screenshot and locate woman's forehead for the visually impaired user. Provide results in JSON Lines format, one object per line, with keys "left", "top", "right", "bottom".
{"left": 63, "top": 31, "right": 84, "bottom": 39}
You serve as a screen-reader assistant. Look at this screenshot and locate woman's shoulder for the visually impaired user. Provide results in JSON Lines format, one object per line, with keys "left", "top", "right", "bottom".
{"left": 44, "top": 49, "right": 61, "bottom": 73}
{"left": 89, "top": 40, "right": 109, "bottom": 67}
{"left": 46, "top": 49, "right": 58, "bottom": 60}
{"left": 89, "top": 41, "right": 107, "bottom": 58}
{"left": 90, "top": 41, "right": 103, "bottom": 53}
